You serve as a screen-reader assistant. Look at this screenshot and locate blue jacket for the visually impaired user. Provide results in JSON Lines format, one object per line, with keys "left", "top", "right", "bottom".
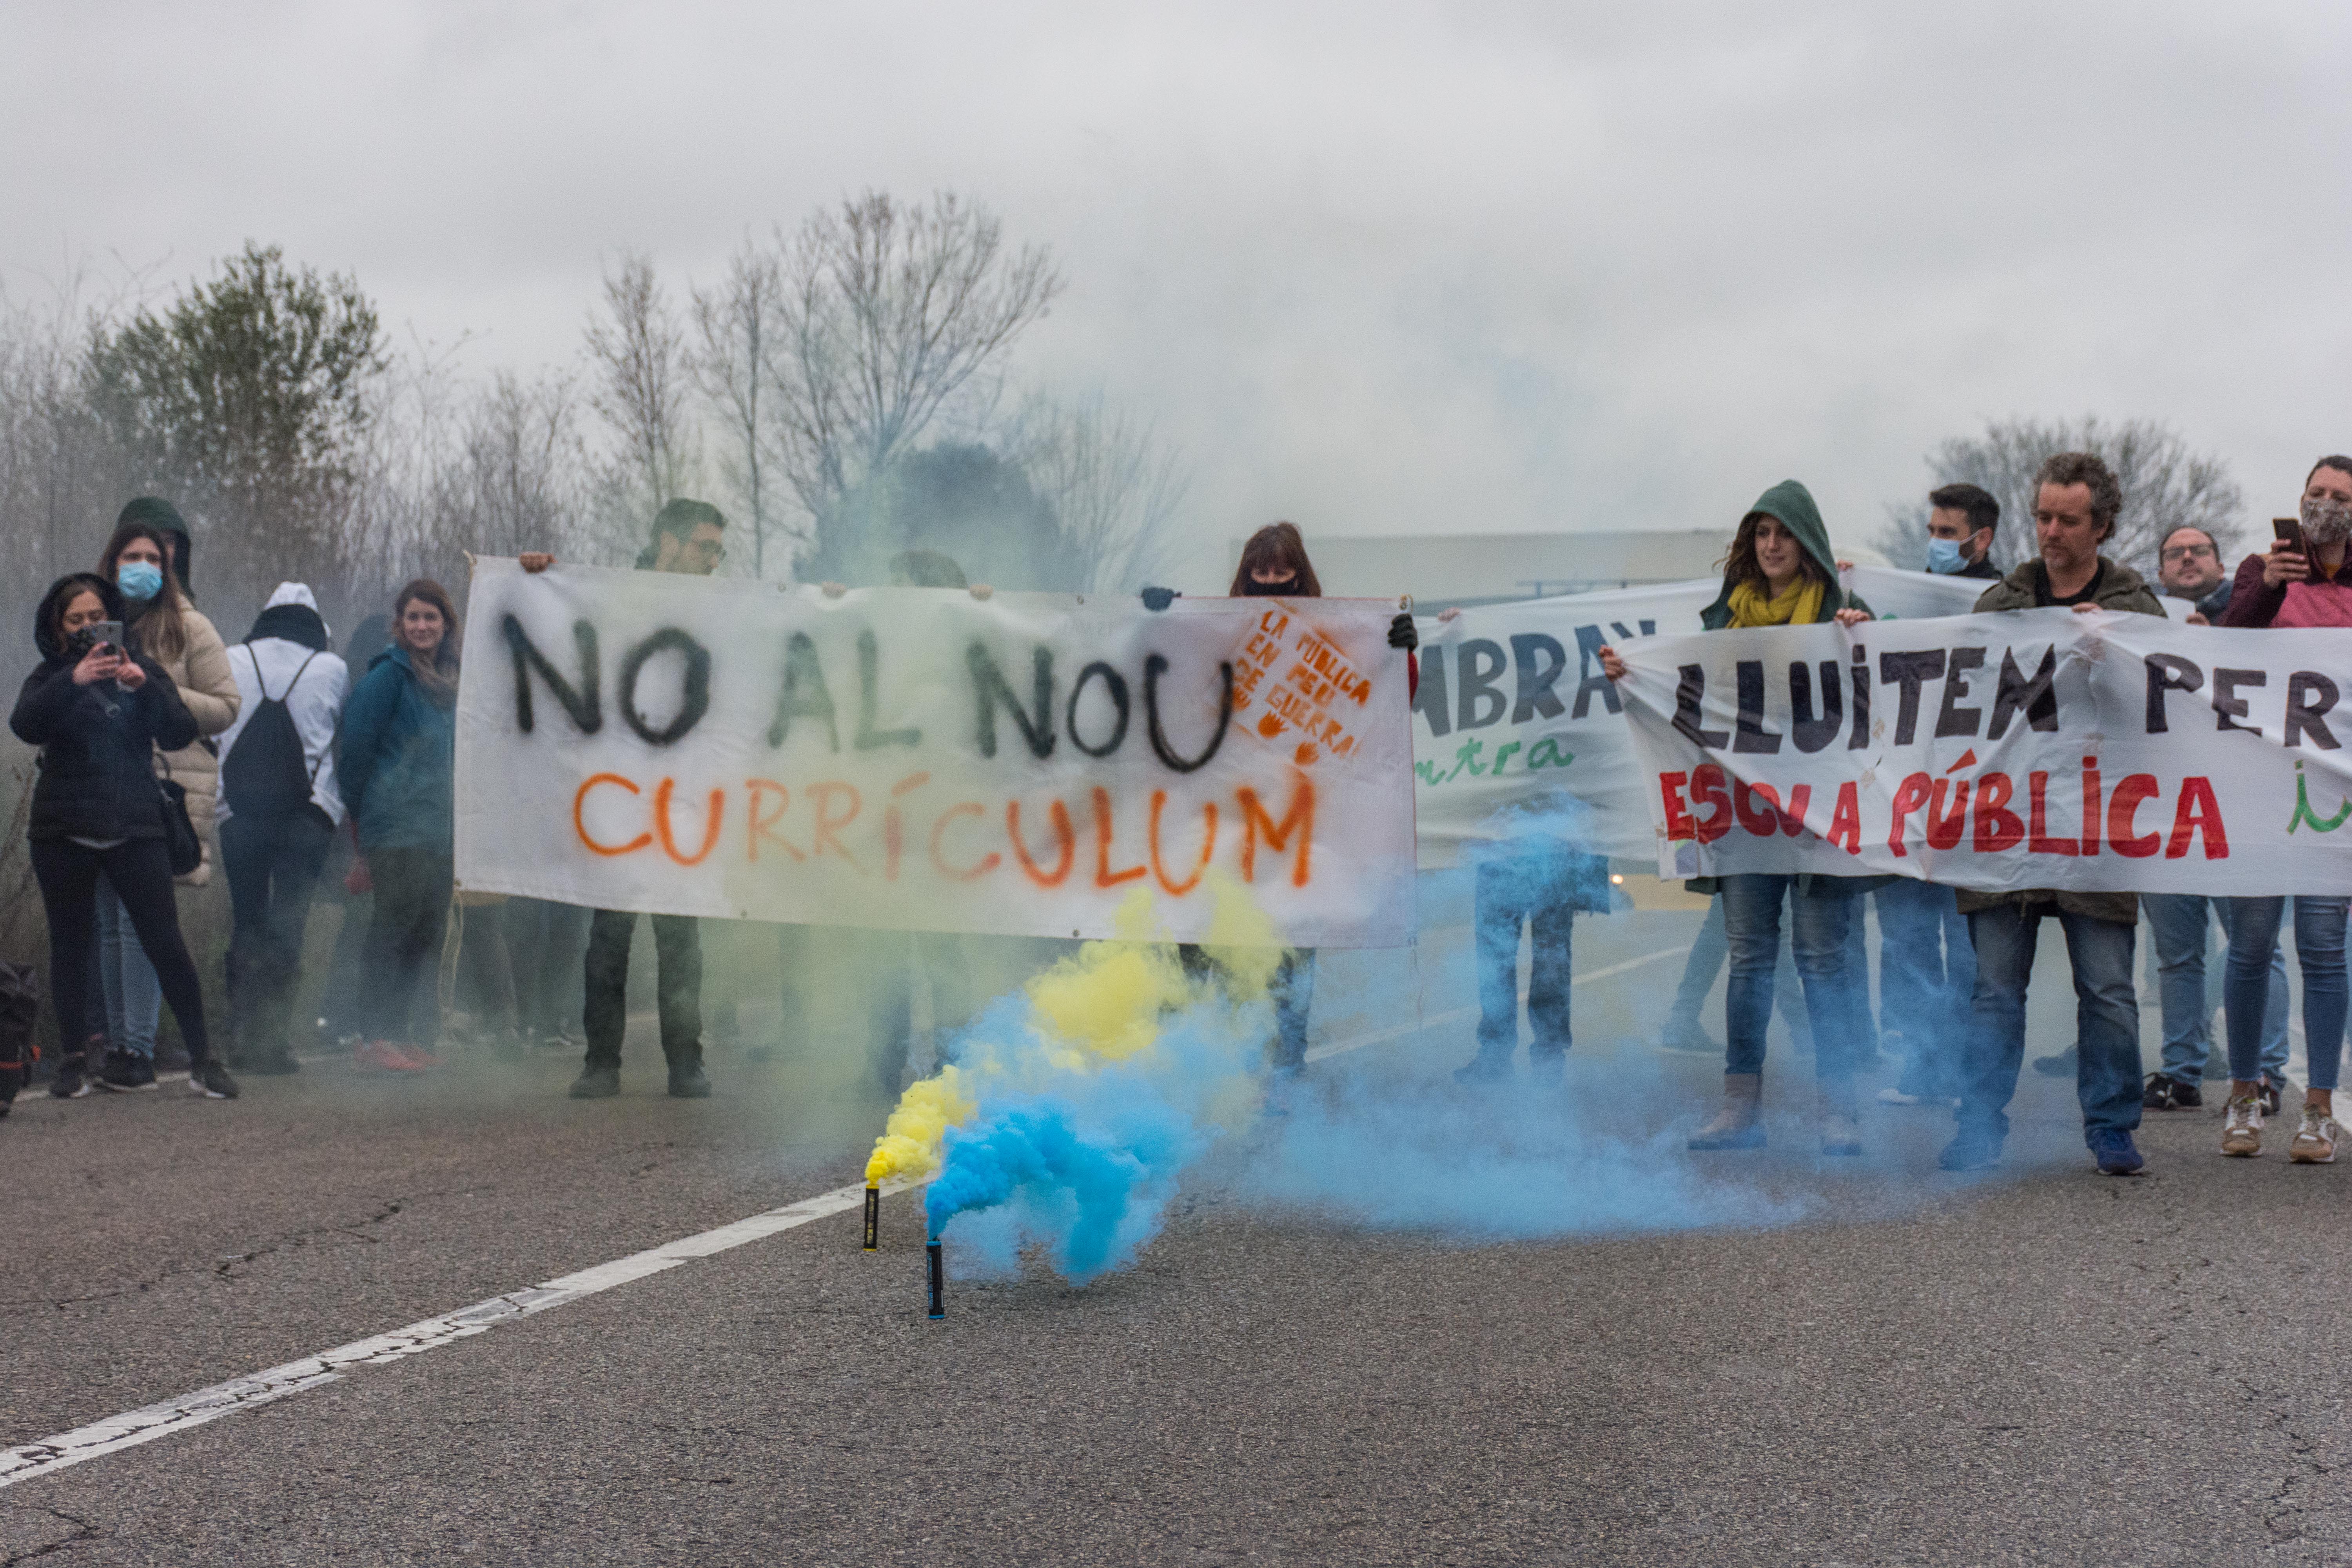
{"left": 337, "top": 645, "right": 455, "bottom": 852}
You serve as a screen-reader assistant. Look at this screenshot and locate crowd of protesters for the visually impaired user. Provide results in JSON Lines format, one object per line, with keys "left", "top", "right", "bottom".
{"left": 10, "top": 456, "right": 2352, "bottom": 1183}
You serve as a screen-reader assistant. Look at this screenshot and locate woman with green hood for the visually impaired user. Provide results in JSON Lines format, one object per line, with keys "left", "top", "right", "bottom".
{"left": 1600, "top": 480, "right": 1878, "bottom": 1156}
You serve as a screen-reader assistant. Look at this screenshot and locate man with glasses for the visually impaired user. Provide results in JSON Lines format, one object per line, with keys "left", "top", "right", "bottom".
{"left": 2156, "top": 524, "right": 2231, "bottom": 623}
{"left": 519, "top": 499, "right": 728, "bottom": 1098}
{"left": 2133, "top": 521, "right": 2287, "bottom": 1111}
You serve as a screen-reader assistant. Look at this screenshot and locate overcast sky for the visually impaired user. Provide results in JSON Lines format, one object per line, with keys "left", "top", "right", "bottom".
{"left": 6, "top": 0, "right": 2347, "bottom": 583}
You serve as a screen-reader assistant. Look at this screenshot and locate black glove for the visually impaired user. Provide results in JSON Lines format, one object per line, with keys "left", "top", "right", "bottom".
{"left": 1141, "top": 587, "right": 1180, "bottom": 612}
{"left": 1388, "top": 612, "right": 1418, "bottom": 652}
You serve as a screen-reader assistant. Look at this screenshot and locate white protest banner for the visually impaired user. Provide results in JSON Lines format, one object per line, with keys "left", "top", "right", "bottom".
{"left": 1412, "top": 580, "right": 1719, "bottom": 860}
{"left": 1617, "top": 606, "right": 2352, "bottom": 895}
{"left": 454, "top": 560, "right": 1416, "bottom": 946}
{"left": 1844, "top": 563, "right": 2199, "bottom": 623}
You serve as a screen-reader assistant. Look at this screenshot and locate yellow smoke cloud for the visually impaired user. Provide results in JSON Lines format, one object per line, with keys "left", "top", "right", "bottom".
{"left": 860, "top": 877, "right": 1297, "bottom": 1187}
{"left": 864, "top": 1067, "right": 976, "bottom": 1185}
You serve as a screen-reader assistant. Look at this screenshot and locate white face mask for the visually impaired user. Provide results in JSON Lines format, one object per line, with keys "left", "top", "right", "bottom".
{"left": 2303, "top": 495, "right": 2352, "bottom": 548}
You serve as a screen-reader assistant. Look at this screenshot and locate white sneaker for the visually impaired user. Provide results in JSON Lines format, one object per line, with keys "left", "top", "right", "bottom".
{"left": 2289, "top": 1105, "right": 2341, "bottom": 1164}
{"left": 2221, "top": 1094, "right": 2264, "bottom": 1158}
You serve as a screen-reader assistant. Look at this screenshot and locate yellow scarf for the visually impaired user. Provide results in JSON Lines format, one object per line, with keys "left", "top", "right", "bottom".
{"left": 1726, "top": 576, "right": 1827, "bottom": 629}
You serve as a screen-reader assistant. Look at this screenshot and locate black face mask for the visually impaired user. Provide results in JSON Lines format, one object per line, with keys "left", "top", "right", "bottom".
{"left": 64, "top": 626, "right": 102, "bottom": 660}
{"left": 1241, "top": 575, "right": 1299, "bottom": 597}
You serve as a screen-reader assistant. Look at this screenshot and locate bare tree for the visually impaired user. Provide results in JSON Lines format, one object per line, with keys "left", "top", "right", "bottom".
{"left": 1879, "top": 415, "right": 2243, "bottom": 578}
{"left": 768, "top": 192, "right": 1062, "bottom": 528}
{"left": 691, "top": 242, "right": 795, "bottom": 577}
{"left": 583, "top": 252, "right": 697, "bottom": 525}
{"left": 1009, "top": 396, "right": 1189, "bottom": 591}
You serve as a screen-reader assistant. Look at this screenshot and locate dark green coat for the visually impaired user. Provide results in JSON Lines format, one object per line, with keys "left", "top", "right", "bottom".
{"left": 1955, "top": 555, "right": 2161, "bottom": 926}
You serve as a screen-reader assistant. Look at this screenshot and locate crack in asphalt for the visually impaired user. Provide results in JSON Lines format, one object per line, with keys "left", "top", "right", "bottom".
{"left": 0, "top": 1194, "right": 441, "bottom": 1314}
{"left": 0, "top": 1507, "right": 101, "bottom": 1563}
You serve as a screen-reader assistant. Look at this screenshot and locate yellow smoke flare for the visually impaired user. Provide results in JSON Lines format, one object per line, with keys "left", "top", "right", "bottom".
{"left": 859, "top": 879, "right": 1299, "bottom": 1188}
{"left": 863, "top": 1066, "right": 976, "bottom": 1185}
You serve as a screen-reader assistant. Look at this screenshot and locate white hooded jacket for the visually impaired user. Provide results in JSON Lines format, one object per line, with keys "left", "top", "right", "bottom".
{"left": 215, "top": 583, "right": 350, "bottom": 827}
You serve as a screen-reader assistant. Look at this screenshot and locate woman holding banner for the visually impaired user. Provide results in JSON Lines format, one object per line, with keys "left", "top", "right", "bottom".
{"left": 2212, "top": 456, "right": 2352, "bottom": 1161}
{"left": 1153, "top": 522, "right": 1419, "bottom": 1090}
{"left": 1598, "top": 481, "right": 1880, "bottom": 1156}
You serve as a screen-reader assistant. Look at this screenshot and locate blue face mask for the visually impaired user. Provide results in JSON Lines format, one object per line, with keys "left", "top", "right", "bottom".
{"left": 1923, "top": 537, "right": 1967, "bottom": 575}
{"left": 117, "top": 561, "right": 164, "bottom": 601}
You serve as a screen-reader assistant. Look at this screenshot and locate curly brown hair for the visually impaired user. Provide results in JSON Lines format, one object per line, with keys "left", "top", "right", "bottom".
{"left": 2033, "top": 451, "right": 2123, "bottom": 541}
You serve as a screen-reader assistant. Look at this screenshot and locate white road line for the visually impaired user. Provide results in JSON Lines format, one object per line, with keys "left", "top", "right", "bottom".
{"left": 1307, "top": 943, "right": 1694, "bottom": 1063}
{"left": 2, "top": 941, "right": 1699, "bottom": 1492}
{"left": 0, "top": 1177, "right": 914, "bottom": 1492}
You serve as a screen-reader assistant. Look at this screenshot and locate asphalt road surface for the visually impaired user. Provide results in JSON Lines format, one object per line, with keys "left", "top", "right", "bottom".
{"left": 3, "top": 901, "right": 2348, "bottom": 1566}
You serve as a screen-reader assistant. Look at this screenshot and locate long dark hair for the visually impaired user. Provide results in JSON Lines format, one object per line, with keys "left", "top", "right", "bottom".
{"left": 1719, "top": 511, "right": 1831, "bottom": 596}
{"left": 392, "top": 578, "right": 461, "bottom": 701}
{"left": 98, "top": 521, "right": 192, "bottom": 664}
{"left": 1229, "top": 521, "right": 1321, "bottom": 597}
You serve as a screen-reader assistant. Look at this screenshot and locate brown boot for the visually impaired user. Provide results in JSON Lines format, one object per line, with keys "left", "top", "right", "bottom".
{"left": 1689, "top": 1072, "right": 1765, "bottom": 1150}
{"left": 1819, "top": 1080, "right": 1862, "bottom": 1157}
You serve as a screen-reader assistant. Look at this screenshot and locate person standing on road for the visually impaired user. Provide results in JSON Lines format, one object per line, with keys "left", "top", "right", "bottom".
{"left": 2134, "top": 521, "right": 2288, "bottom": 1113}
{"left": 13, "top": 573, "right": 238, "bottom": 1099}
{"left": 1875, "top": 486, "right": 1994, "bottom": 1107}
{"left": 92, "top": 511, "right": 241, "bottom": 1089}
{"left": 1452, "top": 829, "right": 1612, "bottom": 1087}
{"left": 1147, "top": 521, "right": 1419, "bottom": 1092}
{"left": 216, "top": 584, "right": 348, "bottom": 1076}
{"left": 339, "top": 580, "right": 463, "bottom": 1074}
{"left": 2207, "top": 456, "right": 2352, "bottom": 1162}
{"left": 1597, "top": 480, "right": 1879, "bottom": 1157}
{"left": 1943, "top": 452, "right": 2162, "bottom": 1177}
{"left": 520, "top": 499, "right": 725, "bottom": 1100}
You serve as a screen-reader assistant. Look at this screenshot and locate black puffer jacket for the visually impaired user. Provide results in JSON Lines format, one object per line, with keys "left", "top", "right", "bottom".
{"left": 10, "top": 574, "right": 198, "bottom": 843}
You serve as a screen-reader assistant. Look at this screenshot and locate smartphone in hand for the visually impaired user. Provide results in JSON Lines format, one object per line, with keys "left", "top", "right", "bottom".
{"left": 2274, "top": 516, "right": 2308, "bottom": 558}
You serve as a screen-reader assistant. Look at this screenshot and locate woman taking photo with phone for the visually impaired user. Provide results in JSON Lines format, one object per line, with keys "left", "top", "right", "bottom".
{"left": 88, "top": 515, "right": 240, "bottom": 1089}
{"left": 2211, "top": 456, "right": 2352, "bottom": 1161}
{"left": 11, "top": 573, "right": 237, "bottom": 1099}
{"left": 1597, "top": 481, "right": 1877, "bottom": 1155}
{"left": 338, "top": 580, "right": 462, "bottom": 1073}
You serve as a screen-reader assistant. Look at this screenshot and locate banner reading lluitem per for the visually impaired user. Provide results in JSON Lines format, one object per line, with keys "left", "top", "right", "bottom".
{"left": 1618, "top": 606, "right": 2352, "bottom": 895}
{"left": 1412, "top": 580, "right": 1719, "bottom": 860}
{"left": 454, "top": 560, "right": 1416, "bottom": 946}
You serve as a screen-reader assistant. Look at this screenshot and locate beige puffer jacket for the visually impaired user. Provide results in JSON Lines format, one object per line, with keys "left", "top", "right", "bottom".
{"left": 144, "top": 606, "right": 241, "bottom": 886}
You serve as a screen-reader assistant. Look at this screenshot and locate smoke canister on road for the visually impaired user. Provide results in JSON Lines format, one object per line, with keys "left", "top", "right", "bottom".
{"left": 864, "top": 1183, "right": 880, "bottom": 1251}
{"left": 926, "top": 1242, "right": 946, "bottom": 1319}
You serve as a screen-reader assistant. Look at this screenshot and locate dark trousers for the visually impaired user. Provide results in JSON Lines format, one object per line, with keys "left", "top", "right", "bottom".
{"left": 220, "top": 808, "right": 335, "bottom": 1061}
{"left": 31, "top": 838, "right": 212, "bottom": 1067}
{"left": 357, "top": 846, "right": 452, "bottom": 1045}
{"left": 506, "top": 898, "right": 591, "bottom": 1038}
{"left": 1471, "top": 858, "right": 1582, "bottom": 1062}
{"left": 867, "top": 931, "right": 973, "bottom": 1096}
{"left": 1178, "top": 944, "right": 1317, "bottom": 1074}
{"left": 583, "top": 910, "right": 702, "bottom": 1070}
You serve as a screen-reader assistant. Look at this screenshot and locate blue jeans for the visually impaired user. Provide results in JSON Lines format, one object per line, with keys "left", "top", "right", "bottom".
{"left": 1959, "top": 904, "right": 2141, "bottom": 1143}
{"left": 2143, "top": 893, "right": 2285, "bottom": 1086}
{"left": 1720, "top": 875, "right": 1859, "bottom": 1080}
{"left": 1667, "top": 896, "right": 1812, "bottom": 1046}
{"left": 96, "top": 882, "right": 162, "bottom": 1060}
{"left": 1877, "top": 880, "right": 1974, "bottom": 1099}
{"left": 2223, "top": 897, "right": 2348, "bottom": 1091}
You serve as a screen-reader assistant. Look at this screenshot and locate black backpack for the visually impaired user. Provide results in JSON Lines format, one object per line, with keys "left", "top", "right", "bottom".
{"left": 223, "top": 647, "right": 324, "bottom": 820}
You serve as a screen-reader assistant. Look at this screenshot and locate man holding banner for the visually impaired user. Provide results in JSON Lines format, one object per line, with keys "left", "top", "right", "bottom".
{"left": 1943, "top": 453, "right": 2164, "bottom": 1174}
